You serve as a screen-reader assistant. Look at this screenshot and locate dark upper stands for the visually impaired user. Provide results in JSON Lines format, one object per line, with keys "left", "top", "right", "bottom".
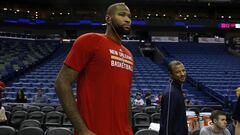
{"left": 3, "top": 44, "right": 70, "bottom": 103}
{"left": 0, "top": 39, "right": 58, "bottom": 81}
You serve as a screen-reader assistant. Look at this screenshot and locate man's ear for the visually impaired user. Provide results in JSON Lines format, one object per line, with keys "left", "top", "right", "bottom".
{"left": 105, "top": 15, "right": 112, "bottom": 24}
{"left": 213, "top": 119, "right": 217, "bottom": 123}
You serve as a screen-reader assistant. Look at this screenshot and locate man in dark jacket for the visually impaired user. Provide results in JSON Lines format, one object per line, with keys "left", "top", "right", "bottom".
{"left": 159, "top": 60, "right": 188, "bottom": 135}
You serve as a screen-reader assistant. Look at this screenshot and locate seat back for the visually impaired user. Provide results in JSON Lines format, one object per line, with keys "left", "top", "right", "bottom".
{"left": 0, "top": 126, "right": 16, "bottom": 135}
{"left": 135, "top": 129, "right": 158, "bottom": 135}
{"left": 28, "top": 111, "right": 45, "bottom": 124}
{"left": 27, "top": 106, "right": 41, "bottom": 112}
{"left": 134, "top": 113, "right": 150, "bottom": 126}
{"left": 150, "top": 113, "right": 160, "bottom": 123}
{"left": 45, "top": 127, "right": 73, "bottom": 135}
{"left": 12, "top": 105, "right": 25, "bottom": 112}
{"left": 10, "top": 111, "right": 27, "bottom": 127}
{"left": 55, "top": 106, "right": 64, "bottom": 113}
{"left": 45, "top": 111, "right": 63, "bottom": 125}
{"left": 62, "top": 113, "right": 72, "bottom": 126}
{"left": 144, "top": 106, "right": 157, "bottom": 115}
{"left": 18, "top": 127, "right": 44, "bottom": 135}
{"left": 20, "top": 119, "right": 41, "bottom": 129}
{"left": 132, "top": 106, "right": 143, "bottom": 115}
{"left": 41, "top": 106, "right": 55, "bottom": 113}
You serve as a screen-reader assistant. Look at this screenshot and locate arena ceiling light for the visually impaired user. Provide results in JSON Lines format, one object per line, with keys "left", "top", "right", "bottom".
{"left": 236, "top": 24, "right": 240, "bottom": 28}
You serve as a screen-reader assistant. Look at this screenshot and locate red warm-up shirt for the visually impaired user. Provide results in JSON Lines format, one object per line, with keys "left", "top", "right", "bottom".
{"left": 64, "top": 33, "right": 134, "bottom": 135}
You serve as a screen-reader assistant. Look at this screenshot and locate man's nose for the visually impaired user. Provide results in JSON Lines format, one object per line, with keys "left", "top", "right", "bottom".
{"left": 124, "top": 17, "right": 131, "bottom": 24}
{"left": 180, "top": 71, "right": 185, "bottom": 76}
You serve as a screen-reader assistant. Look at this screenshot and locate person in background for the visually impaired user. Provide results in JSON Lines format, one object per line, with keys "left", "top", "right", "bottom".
{"left": 200, "top": 110, "right": 231, "bottom": 135}
{"left": 144, "top": 91, "right": 152, "bottom": 106}
{"left": 15, "top": 89, "right": 27, "bottom": 103}
{"left": 32, "top": 88, "right": 49, "bottom": 104}
{"left": 134, "top": 92, "right": 144, "bottom": 106}
{"left": 156, "top": 93, "right": 163, "bottom": 107}
{"left": 159, "top": 60, "right": 188, "bottom": 135}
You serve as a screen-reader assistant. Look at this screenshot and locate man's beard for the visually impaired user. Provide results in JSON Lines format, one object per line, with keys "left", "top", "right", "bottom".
{"left": 111, "top": 22, "right": 131, "bottom": 36}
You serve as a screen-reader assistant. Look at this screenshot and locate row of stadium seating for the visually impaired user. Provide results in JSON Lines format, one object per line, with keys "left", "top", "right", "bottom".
{"left": 2, "top": 103, "right": 220, "bottom": 135}
{"left": 0, "top": 126, "right": 73, "bottom": 135}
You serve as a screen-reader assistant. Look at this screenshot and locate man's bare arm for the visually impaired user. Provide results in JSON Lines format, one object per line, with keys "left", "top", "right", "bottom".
{"left": 55, "top": 65, "right": 94, "bottom": 135}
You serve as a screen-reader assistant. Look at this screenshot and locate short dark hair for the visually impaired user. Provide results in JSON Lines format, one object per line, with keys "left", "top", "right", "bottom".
{"left": 167, "top": 60, "right": 183, "bottom": 73}
{"left": 136, "top": 92, "right": 141, "bottom": 96}
{"left": 106, "top": 3, "right": 127, "bottom": 15}
{"left": 210, "top": 110, "right": 226, "bottom": 121}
